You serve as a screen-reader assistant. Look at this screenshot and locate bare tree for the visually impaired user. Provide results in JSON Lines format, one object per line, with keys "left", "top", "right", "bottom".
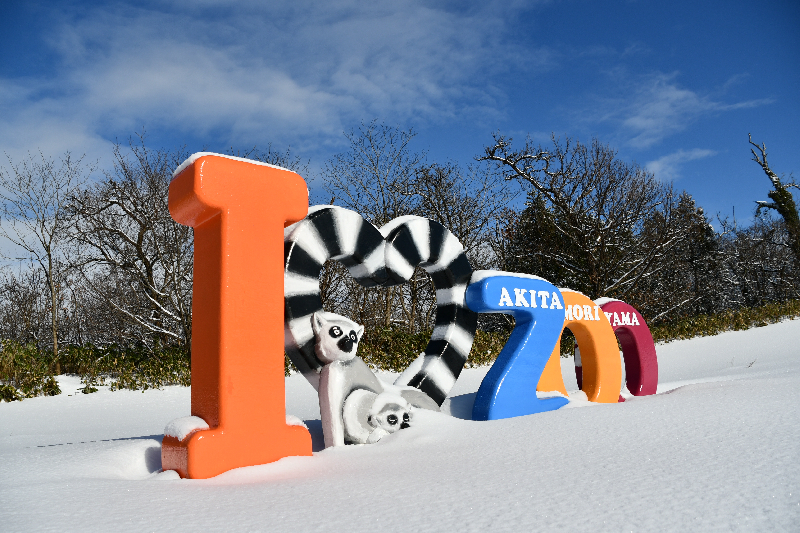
{"left": 323, "top": 121, "right": 425, "bottom": 329}
{"left": 321, "top": 123, "right": 515, "bottom": 334}
{"left": 632, "top": 193, "right": 730, "bottom": 322}
{"left": 722, "top": 214, "right": 798, "bottom": 307}
{"left": 68, "top": 137, "right": 307, "bottom": 349}
{"left": 323, "top": 120, "right": 423, "bottom": 226}
{"left": 480, "top": 134, "right": 680, "bottom": 301}
{"left": 0, "top": 266, "right": 49, "bottom": 346}
{"left": 399, "top": 162, "right": 516, "bottom": 332}
{"left": 227, "top": 144, "right": 310, "bottom": 176}
{"left": 408, "top": 161, "right": 515, "bottom": 268}
{"left": 749, "top": 134, "right": 800, "bottom": 266}
{"left": 0, "top": 151, "right": 89, "bottom": 358}
{"left": 70, "top": 138, "right": 193, "bottom": 348}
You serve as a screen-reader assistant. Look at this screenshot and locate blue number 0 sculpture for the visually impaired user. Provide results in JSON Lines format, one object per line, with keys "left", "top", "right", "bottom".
{"left": 466, "top": 271, "right": 568, "bottom": 420}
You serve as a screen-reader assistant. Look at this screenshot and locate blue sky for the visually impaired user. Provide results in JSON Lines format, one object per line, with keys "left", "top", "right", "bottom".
{"left": 1, "top": 0, "right": 798, "bottom": 224}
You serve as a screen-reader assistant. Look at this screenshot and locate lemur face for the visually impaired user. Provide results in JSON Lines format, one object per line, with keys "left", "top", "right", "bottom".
{"left": 312, "top": 312, "right": 365, "bottom": 364}
{"left": 328, "top": 324, "right": 359, "bottom": 354}
{"left": 367, "top": 395, "right": 412, "bottom": 434}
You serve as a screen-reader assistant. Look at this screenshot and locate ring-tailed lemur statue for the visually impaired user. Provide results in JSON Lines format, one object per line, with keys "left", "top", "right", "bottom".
{"left": 312, "top": 311, "right": 438, "bottom": 448}
{"left": 284, "top": 206, "right": 478, "bottom": 407}
{"left": 343, "top": 389, "right": 412, "bottom": 444}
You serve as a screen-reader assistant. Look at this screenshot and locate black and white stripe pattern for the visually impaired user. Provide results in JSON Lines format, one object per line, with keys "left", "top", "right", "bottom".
{"left": 284, "top": 206, "right": 477, "bottom": 405}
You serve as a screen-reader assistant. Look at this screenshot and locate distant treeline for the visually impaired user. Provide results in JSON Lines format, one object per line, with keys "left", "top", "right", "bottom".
{"left": 0, "top": 123, "right": 797, "bottom": 397}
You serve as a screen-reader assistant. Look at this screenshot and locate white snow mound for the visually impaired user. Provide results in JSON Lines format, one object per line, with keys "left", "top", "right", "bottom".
{"left": 163, "top": 415, "right": 209, "bottom": 441}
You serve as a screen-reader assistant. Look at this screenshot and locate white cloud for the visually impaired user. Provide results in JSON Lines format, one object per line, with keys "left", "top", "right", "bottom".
{"left": 645, "top": 148, "right": 717, "bottom": 181}
{"left": 0, "top": 1, "right": 547, "bottom": 164}
{"left": 0, "top": 78, "right": 111, "bottom": 167}
{"left": 587, "top": 72, "right": 773, "bottom": 149}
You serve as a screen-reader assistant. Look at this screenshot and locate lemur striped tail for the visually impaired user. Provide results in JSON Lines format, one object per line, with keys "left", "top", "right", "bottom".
{"left": 284, "top": 206, "right": 477, "bottom": 405}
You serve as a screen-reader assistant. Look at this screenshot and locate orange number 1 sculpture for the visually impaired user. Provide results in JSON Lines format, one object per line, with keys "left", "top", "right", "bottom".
{"left": 162, "top": 154, "right": 312, "bottom": 479}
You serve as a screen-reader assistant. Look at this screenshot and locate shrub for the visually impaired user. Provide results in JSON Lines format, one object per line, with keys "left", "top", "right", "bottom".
{"left": 358, "top": 328, "right": 432, "bottom": 372}
{"left": 287, "top": 299, "right": 800, "bottom": 375}
{"left": 0, "top": 340, "right": 61, "bottom": 401}
{"left": 0, "top": 342, "right": 190, "bottom": 401}
{"left": 650, "top": 299, "right": 800, "bottom": 343}
{"left": 284, "top": 328, "right": 512, "bottom": 376}
{"left": 58, "top": 343, "right": 191, "bottom": 391}
{"left": 466, "top": 329, "right": 511, "bottom": 367}
{"left": 7, "top": 299, "right": 798, "bottom": 400}
{"left": 327, "top": 327, "right": 512, "bottom": 373}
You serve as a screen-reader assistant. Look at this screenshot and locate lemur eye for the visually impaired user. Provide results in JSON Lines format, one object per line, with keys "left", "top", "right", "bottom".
{"left": 329, "top": 326, "right": 343, "bottom": 338}
{"left": 403, "top": 413, "right": 410, "bottom": 422}
{"left": 387, "top": 414, "right": 398, "bottom": 426}
{"left": 349, "top": 331, "right": 357, "bottom": 342}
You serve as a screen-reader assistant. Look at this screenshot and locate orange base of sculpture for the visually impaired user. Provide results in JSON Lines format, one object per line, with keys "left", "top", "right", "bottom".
{"left": 162, "top": 426, "right": 312, "bottom": 479}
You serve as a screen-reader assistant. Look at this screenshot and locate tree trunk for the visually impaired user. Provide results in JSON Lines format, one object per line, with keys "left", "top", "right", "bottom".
{"left": 48, "top": 253, "right": 59, "bottom": 363}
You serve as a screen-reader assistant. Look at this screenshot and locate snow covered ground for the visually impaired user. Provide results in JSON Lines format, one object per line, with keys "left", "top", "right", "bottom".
{"left": 2, "top": 320, "right": 799, "bottom": 532}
